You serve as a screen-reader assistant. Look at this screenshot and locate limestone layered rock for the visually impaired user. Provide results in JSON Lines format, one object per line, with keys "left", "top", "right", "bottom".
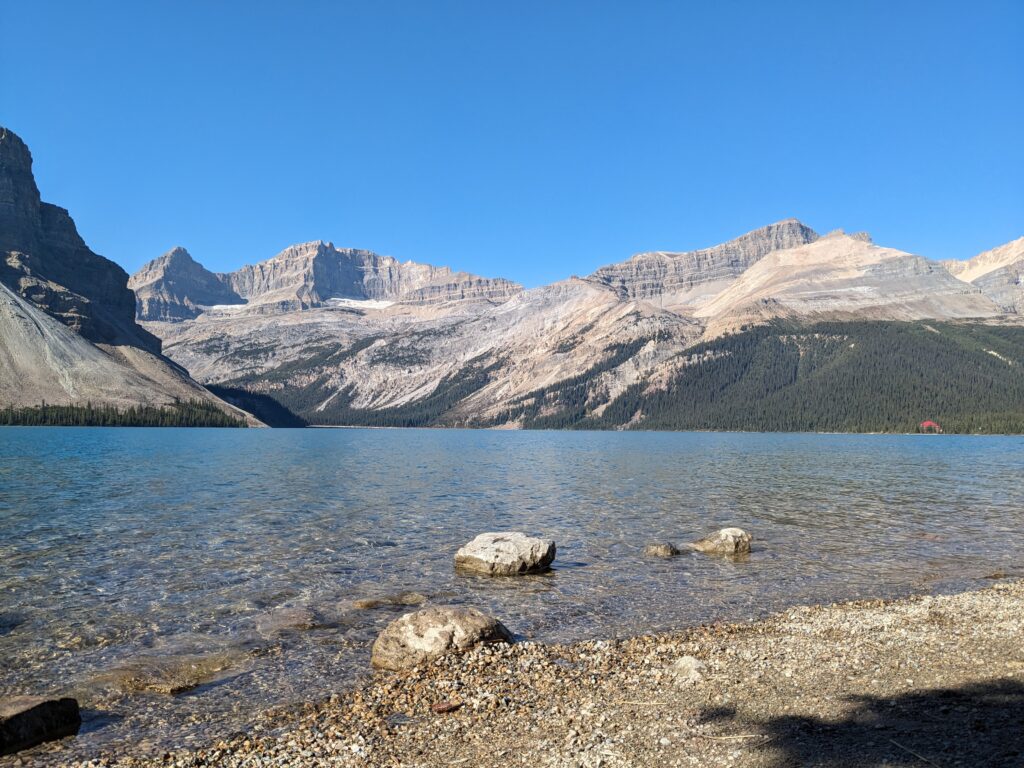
{"left": 589, "top": 219, "right": 819, "bottom": 308}
{"left": 454, "top": 532, "right": 557, "bottom": 576}
{"left": 0, "top": 696, "right": 80, "bottom": 755}
{"left": 691, "top": 528, "right": 752, "bottom": 556}
{"left": 0, "top": 127, "right": 159, "bottom": 352}
{"left": 370, "top": 606, "right": 513, "bottom": 670}
{"left": 129, "top": 247, "right": 244, "bottom": 321}
{"left": 131, "top": 240, "right": 523, "bottom": 320}
{"left": 696, "top": 232, "right": 1004, "bottom": 336}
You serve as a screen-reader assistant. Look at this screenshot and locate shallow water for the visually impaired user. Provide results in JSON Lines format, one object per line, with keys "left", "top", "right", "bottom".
{"left": 1, "top": 427, "right": 1022, "bottom": 760}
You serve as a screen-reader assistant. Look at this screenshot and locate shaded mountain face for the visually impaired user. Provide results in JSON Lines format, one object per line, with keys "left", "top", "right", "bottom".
{"left": 0, "top": 127, "right": 160, "bottom": 353}
{"left": 130, "top": 240, "right": 524, "bottom": 321}
{"left": 128, "top": 247, "right": 244, "bottom": 321}
{"left": 0, "top": 126, "right": 250, "bottom": 420}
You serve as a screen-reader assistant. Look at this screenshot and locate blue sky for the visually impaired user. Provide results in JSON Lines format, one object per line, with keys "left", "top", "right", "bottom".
{"left": 2, "top": 1, "right": 1021, "bottom": 286}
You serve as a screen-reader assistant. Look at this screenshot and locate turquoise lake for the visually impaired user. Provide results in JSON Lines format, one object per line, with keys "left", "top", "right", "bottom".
{"left": 1, "top": 428, "right": 1022, "bottom": 761}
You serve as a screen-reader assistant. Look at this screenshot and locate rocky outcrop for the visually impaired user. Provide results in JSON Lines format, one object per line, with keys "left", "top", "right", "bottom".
{"left": 370, "top": 607, "right": 513, "bottom": 670}
{"left": 129, "top": 247, "right": 244, "bottom": 321}
{"left": 589, "top": 219, "right": 819, "bottom": 307}
{"left": 131, "top": 240, "right": 523, "bottom": 319}
{"left": 0, "top": 127, "right": 159, "bottom": 352}
{"left": 454, "top": 532, "right": 557, "bottom": 576}
{"left": 690, "top": 528, "right": 752, "bottom": 556}
{"left": 0, "top": 696, "right": 80, "bottom": 755}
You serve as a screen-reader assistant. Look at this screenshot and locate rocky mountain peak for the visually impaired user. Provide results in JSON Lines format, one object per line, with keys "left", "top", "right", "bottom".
{"left": 133, "top": 240, "right": 523, "bottom": 319}
{"left": 0, "top": 126, "right": 44, "bottom": 253}
{"left": 588, "top": 218, "right": 819, "bottom": 305}
{"left": 0, "top": 125, "right": 160, "bottom": 352}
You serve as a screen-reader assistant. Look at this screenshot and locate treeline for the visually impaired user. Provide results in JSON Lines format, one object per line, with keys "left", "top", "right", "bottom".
{"left": 0, "top": 400, "right": 248, "bottom": 427}
{"left": 580, "top": 321, "right": 1024, "bottom": 434}
{"left": 208, "top": 320, "right": 1024, "bottom": 434}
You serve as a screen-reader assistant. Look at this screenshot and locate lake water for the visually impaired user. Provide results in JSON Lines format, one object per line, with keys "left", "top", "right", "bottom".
{"left": 1, "top": 428, "right": 1022, "bottom": 761}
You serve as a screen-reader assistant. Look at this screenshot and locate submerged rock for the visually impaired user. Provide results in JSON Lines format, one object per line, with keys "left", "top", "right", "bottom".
{"left": 371, "top": 606, "right": 513, "bottom": 671}
{"left": 98, "top": 651, "right": 242, "bottom": 695}
{"left": 353, "top": 592, "right": 429, "bottom": 610}
{"left": 254, "top": 606, "right": 319, "bottom": 637}
{"left": 644, "top": 542, "right": 681, "bottom": 558}
{"left": 0, "top": 696, "right": 80, "bottom": 755}
{"left": 690, "top": 527, "right": 752, "bottom": 556}
{"left": 454, "top": 532, "right": 556, "bottom": 576}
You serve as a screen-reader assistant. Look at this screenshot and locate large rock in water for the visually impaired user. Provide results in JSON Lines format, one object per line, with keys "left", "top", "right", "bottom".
{"left": 690, "top": 527, "right": 752, "bottom": 556}
{"left": 371, "top": 606, "right": 513, "bottom": 671}
{"left": 454, "top": 532, "right": 556, "bottom": 576}
{"left": 0, "top": 696, "right": 80, "bottom": 755}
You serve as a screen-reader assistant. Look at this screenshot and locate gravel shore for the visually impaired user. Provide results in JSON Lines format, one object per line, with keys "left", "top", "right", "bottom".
{"left": 43, "top": 580, "right": 1024, "bottom": 767}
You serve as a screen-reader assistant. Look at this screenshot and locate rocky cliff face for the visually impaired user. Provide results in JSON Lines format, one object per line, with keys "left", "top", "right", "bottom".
{"left": 0, "top": 126, "right": 250, "bottom": 419}
{"left": 0, "top": 127, "right": 160, "bottom": 352}
{"left": 132, "top": 240, "right": 523, "bottom": 320}
{"left": 588, "top": 218, "right": 819, "bottom": 307}
{"left": 129, "top": 247, "right": 244, "bottom": 320}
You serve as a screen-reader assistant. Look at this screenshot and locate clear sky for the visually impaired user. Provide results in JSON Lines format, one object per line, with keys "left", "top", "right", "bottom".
{"left": 2, "top": 1, "right": 1021, "bottom": 286}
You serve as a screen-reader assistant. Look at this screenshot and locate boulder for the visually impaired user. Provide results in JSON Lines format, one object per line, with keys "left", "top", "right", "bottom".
{"left": 371, "top": 606, "right": 513, "bottom": 671}
{"left": 644, "top": 542, "right": 681, "bottom": 558}
{"left": 0, "top": 696, "right": 81, "bottom": 755}
{"left": 454, "top": 532, "right": 556, "bottom": 576}
{"left": 690, "top": 527, "right": 752, "bottom": 556}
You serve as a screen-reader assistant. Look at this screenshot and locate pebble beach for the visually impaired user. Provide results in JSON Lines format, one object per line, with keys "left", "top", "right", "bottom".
{"left": 35, "top": 578, "right": 1023, "bottom": 768}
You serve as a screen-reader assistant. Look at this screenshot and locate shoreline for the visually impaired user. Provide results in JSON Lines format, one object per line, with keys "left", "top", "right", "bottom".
{"left": 54, "top": 579, "right": 1024, "bottom": 767}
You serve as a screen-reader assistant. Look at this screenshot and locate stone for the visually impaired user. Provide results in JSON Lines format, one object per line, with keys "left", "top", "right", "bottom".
{"left": 667, "top": 655, "right": 706, "bottom": 685}
{"left": 454, "top": 532, "right": 556, "bottom": 576}
{"left": 644, "top": 542, "right": 681, "bottom": 558}
{"left": 0, "top": 696, "right": 81, "bottom": 755}
{"left": 97, "top": 651, "right": 242, "bottom": 695}
{"left": 690, "top": 527, "right": 752, "bottom": 556}
{"left": 254, "top": 606, "right": 318, "bottom": 637}
{"left": 431, "top": 700, "right": 463, "bottom": 714}
{"left": 370, "top": 606, "right": 513, "bottom": 671}
{"left": 352, "top": 592, "right": 428, "bottom": 610}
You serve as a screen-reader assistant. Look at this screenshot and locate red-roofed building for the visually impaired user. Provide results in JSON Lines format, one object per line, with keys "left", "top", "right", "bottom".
{"left": 919, "top": 420, "right": 943, "bottom": 433}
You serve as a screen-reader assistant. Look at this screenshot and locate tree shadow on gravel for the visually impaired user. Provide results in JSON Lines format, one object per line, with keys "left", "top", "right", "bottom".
{"left": 759, "top": 678, "right": 1024, "bottom": 767}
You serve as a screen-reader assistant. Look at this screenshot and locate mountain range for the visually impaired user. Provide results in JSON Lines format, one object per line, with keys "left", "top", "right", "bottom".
{"left": 129, "top": 214, "right": 1023, "bottom": 431}
{"left": 2, "top": 124, "right": 1022, "bottom": 431}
